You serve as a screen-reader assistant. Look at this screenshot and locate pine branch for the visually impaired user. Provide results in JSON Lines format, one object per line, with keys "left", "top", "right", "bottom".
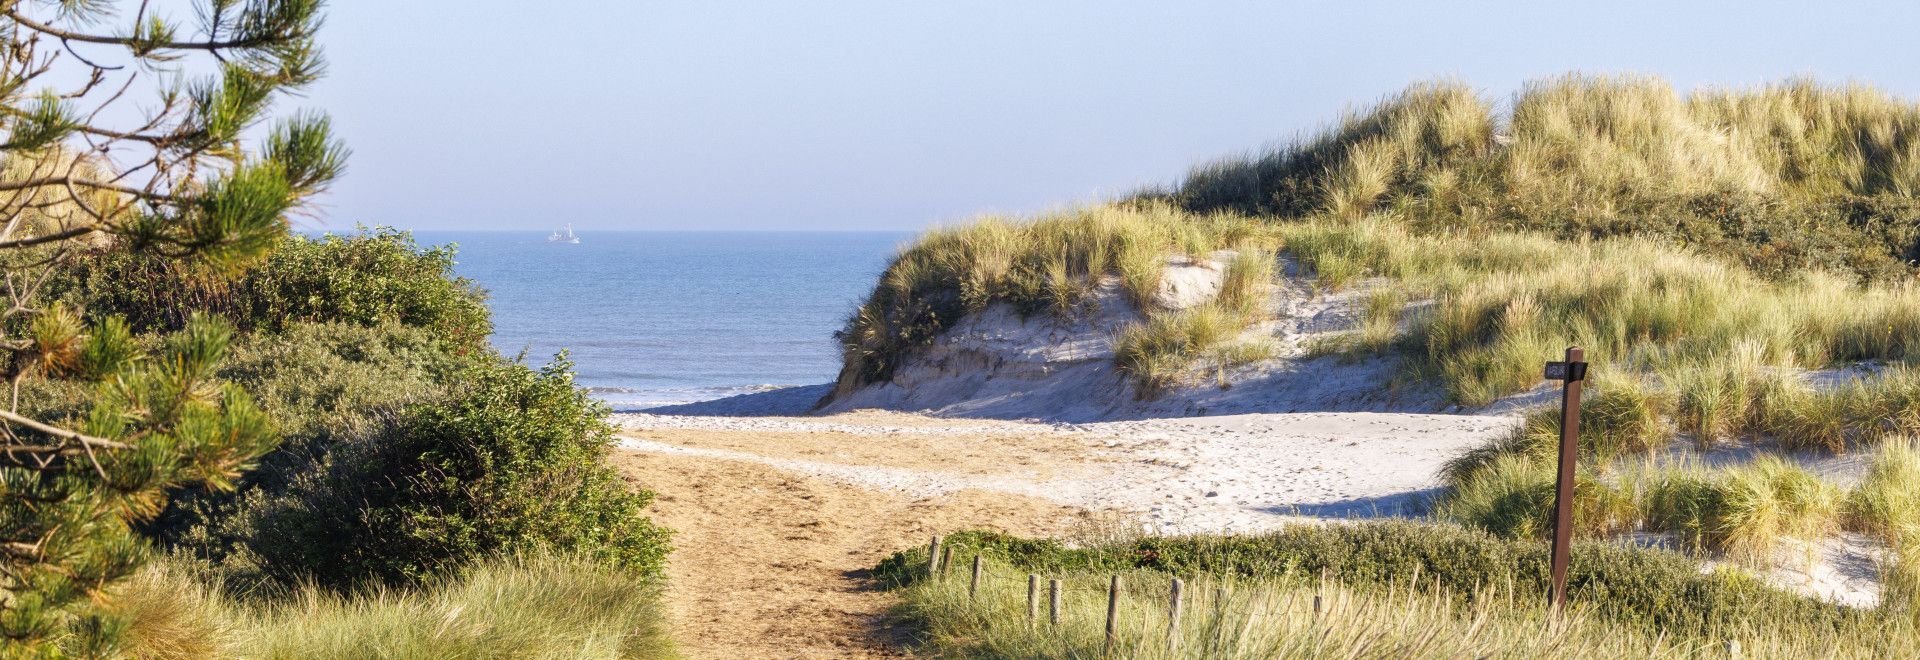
{"left": 5, "top": 10, "right": 279, "bottom": 52}
{"left": 0, "top": 225, "right": 96, "bottom": 250}
{"left": 0, "top": 410, "right": 131, "bottom": 451}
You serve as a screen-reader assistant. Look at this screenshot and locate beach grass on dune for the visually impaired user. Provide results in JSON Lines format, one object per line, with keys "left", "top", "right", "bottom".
{"left": 835, "top": 203, "right": 1276, "bottom": 394}
{"left": 1173, "top": 74, "right": 1920, "bottom": 281}
{"left": 839, "top": 76, "right": 1920, "bottom": 422}
{"left": 878, "top": 523, "right": 1918, "bottom": 658}
{"left": 110, "top": 555, "right": 673, "bottom": 659}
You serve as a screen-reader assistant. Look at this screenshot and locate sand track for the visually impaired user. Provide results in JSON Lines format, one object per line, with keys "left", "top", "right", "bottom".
{"left": 610, "top": 426, "right": 1084, "bottom": 658}
{"left": 611, "top": 409, "right": 1514, "bottom": 658}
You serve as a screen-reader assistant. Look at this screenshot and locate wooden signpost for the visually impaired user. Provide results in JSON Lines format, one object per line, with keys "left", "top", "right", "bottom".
{"left": 1544, "top": 346, "right": 1587, "bottom": 612}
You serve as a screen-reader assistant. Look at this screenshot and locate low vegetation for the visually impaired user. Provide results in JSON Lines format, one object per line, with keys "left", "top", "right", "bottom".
{"left": 16, "top": 228, "right": 677, "bottom": 655}
{"left": 108, "top": 555, "right": 672, "bottom": 659}
{"left": 834, "top": 204, "right": 1277, "bottom": 393}
{"left": 54, "top": 228, "right": 494, "bottom": 353}
{"left": 879, "top": 523, "right": 1916, "bottom": 657}
{"left": 839, "top": 76, "right": 1920, "bottom": 409}
{"left": 1170, "top": 75, "right": 1920, "bottom": 281}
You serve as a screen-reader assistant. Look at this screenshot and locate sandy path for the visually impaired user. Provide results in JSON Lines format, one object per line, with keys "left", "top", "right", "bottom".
{"left": 614, "top": 409, "right": 1516, "bottom": 532}
{"left": 612, "top": 446, "right": 1082, "bottom": 659}
{"left": 610, "top": 409, "right": 1518, "bottom": 657}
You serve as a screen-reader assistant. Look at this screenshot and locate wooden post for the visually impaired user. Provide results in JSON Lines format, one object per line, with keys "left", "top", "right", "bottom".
{"left": 926, "top": 536, "right": 941, "bottom": 576}
{"left": 969, "top": 555, "right": 983, "bottom": 601}
{"left": 1312, "top": 593, "right": 1322, "bottom": 618}
{"left": 940, "top": 545, "right": 954, "bottom": 579}
{"left": 1049, "top": 579, "right": 1062, "bottom": 626}
{"left": 1548, "top": 346, "right": 1587, "bottom": 612}
{"left": 1167, "top": 578, "right": 1185, "bottom": 654}
{"left": 1027, "top": 574, "right": 1039, "bottom": 627}
{"left": 1104, "top": 575, "right": 1121, "bottom": 656}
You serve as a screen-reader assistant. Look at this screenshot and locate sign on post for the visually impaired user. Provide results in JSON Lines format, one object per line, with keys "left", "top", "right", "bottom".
{"left": 1546, "top": 346, "right": 1587, "bottom": 612}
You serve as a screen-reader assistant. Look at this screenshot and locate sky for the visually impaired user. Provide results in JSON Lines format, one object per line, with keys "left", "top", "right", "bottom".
{"left": 300, "top": 0, "right": 1920, "bottom": 232}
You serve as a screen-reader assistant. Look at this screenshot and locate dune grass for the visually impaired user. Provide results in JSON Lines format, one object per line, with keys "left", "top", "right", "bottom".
{"left": 106, "top": 556, "right": 673, "bottom": 659}
{"left": 881, "top": 523, "right": 1915, "bottom": 658}
{"left": 1173, "top": 74, "right": 1920, "bottom": 281}
{"left": 837, "top": 75, "right": 1920, "bottom": 407}
{"left": 1630, "top": 458, "right": 1843, "bottom": 562}
{"left": 836, "top": 204, "right": 1281, "bottom": 395}
{"left": 901, "top": 567, "right": 1721, "bottom": 658}
{"left": 1270, "top": 214, "right": 1920, "bottom": 437}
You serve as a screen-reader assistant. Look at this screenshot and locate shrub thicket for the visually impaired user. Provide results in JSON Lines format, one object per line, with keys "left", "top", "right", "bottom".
{"left": 54, "top": 227, "right": 492, "bottom": 352}
{"left": 232, "top": 357, "right": 670, "bottom": 587}
{"left": 148, "top": 321, "right": 478, "bottom": 558}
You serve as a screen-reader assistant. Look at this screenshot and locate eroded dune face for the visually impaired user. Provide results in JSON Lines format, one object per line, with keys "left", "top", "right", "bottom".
{"left": 821, "top": 254, "right": 1453, "bottom": 422}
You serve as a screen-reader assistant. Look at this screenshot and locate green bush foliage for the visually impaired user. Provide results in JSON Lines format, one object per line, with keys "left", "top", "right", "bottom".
{"left": 147, "top": 321, "right": 478, "bottom": 557}
{"left": 235, "top": 357, "right": 670, "bottom": 587}
{"left": 56, "top": 227, "right": 492, "bottom": 351}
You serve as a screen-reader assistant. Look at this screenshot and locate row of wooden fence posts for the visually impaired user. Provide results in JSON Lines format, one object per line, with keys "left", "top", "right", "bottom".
{"left": 927, "top": 536, "right": 1334, "bottom": 657}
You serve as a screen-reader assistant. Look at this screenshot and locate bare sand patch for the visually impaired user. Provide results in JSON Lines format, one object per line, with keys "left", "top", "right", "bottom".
{"left": 613, "top": 447, "right": 1080, "bottom": 659}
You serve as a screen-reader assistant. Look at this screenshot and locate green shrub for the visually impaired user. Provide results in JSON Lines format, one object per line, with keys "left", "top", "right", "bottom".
{"left": 237, "top": 357, "right": 670, "bottom": 587}
{"left": 147, "top": 321, "right": 478, "bottom": 558}
{"left": 55, "top": 227, "right": 492, "bottom": 351}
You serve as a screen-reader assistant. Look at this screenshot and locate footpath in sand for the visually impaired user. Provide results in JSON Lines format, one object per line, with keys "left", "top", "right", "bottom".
{"left": 610, "top": 409, "right": 1514, "bottom": 659}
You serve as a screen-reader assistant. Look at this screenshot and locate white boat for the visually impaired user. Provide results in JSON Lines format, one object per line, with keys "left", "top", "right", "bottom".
{"left": 547, "top": 223, "right": 580, "bottom": 244}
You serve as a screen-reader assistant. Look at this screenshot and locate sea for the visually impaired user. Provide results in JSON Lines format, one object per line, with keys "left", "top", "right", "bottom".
{"left": 412, "top": 230, "right": 911, "bottom": 411}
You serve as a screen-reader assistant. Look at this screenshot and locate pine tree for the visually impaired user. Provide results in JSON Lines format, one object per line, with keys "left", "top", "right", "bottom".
{"left": 0, "top": 0, "right": 342, "bottom": 652}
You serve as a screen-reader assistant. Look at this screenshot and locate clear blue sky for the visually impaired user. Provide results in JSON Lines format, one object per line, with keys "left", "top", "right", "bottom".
{"left": 304, "top": 0, "right": 1920, "bottom": 232}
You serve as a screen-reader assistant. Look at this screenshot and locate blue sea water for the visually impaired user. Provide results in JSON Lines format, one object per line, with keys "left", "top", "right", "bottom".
{"left": 412, "top": 231, "right": 910, "bottom": 410}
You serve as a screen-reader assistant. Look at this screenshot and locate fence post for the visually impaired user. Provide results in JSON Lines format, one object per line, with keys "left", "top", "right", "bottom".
{"left": 940, "top": 545, "right": 954, "bottom": 579}
{"left": 1027, "top": 574, "right": 1039, "bottom": 627}
{"left": 926, "top": 536, "right": 941, "bottom": 577}
{"left": 1167, "top": 577, "right": 1185, "bottom": 655}
{"left": 1547, "top": 346, "right": 1587, "bottom": 612}
{"left": 1049, "top": 579, "right": 1062, "bottom": 626}
{"left": 969, "top": 554, "right": 983, "bottom": 602}
{"left": 1104, "top": 575, "right": 1121, "bottom": 656}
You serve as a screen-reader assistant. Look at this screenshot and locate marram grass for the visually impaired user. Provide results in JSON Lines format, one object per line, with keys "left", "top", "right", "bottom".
{"left": 106, "top": 555, "right": 673, "bottom": 659}
{"left": 896, "top": 555, "right": 1915, "bottom": 658}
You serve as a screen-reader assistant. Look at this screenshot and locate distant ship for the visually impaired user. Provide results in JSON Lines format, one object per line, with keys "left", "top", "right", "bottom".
{"left": 547, "top": 223, "right": 580, "bottom": 244}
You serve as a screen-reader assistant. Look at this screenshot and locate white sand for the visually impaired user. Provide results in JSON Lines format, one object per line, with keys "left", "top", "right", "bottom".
{"left": 615, "top": 410, "right": 1515, "bottom": 534}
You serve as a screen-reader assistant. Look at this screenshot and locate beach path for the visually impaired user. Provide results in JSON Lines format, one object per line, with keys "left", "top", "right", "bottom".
{"left": 609, "top": 409, "right": 1514, "bottom": 658}
{"left": 609, "top": 419, "right": 1082, "bottom": 659}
